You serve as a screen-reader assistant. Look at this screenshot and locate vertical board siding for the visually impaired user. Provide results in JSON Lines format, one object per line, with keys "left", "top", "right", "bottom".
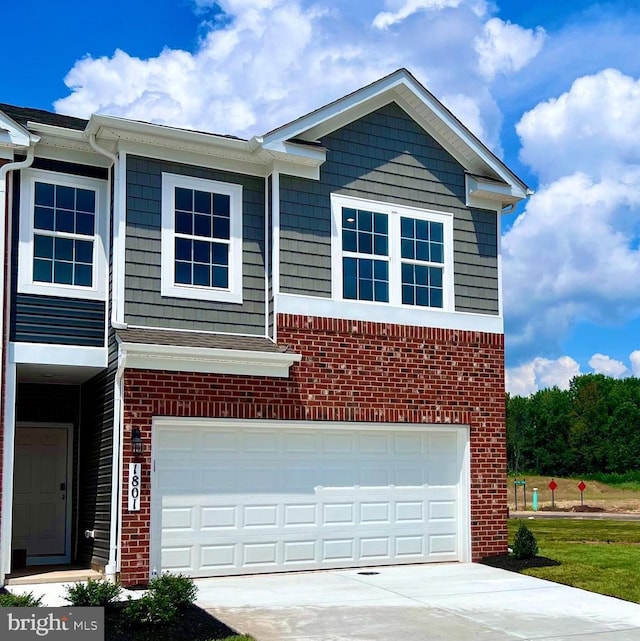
{"left": 279, "top": 102, "right": 499, "bottom": 314}
{"left": 77, "top": 334, "right": 116, "bottom": 567}
{"left": 12, "top": 294, "right": 106, "bottom": 346}
{"left": 124, "top": 156, "right": 266, "bottom": 333}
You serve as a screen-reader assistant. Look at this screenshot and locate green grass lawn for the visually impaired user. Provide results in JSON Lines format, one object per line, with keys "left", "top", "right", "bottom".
{"left": 508, "top": 519, "right": 640, "bottom": 603}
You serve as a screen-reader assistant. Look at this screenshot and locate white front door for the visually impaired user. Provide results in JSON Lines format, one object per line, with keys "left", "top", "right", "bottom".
{"left": 12, "top": 426, "right": 70, "bottom": 563}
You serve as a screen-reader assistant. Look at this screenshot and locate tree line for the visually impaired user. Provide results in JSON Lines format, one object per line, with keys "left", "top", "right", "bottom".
{"left": 506, "top": 374, "right": 640, "bottom": 476}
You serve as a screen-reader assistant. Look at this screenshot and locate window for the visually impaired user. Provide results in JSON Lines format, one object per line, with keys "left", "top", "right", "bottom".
{"left": 161, "top": 173, "right": 243, "bottom": 303}
{"left": 332, "top": 195, "right": 452, "bottom": 310}
{"left": 18, "top": 170, "right": 108, "bottom": 300}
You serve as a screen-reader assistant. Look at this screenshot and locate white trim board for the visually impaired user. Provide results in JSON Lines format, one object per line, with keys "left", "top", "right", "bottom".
{"left": 120, "top": 342, "right": 301, "bottom": 378}
{"left": 275, "top": 293, "right": 504, "bottom": 334}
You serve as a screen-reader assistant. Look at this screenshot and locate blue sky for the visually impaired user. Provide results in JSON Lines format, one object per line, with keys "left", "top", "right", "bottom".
{"left": 4, "top": 0, "right": 640, "bottom": 395}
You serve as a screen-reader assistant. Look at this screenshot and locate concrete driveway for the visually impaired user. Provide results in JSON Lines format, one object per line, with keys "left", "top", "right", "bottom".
{"left": 195, "top": 563, "right": 640, "bottom": 641}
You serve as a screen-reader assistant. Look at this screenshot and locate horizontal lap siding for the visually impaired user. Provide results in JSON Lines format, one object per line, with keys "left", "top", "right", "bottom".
{"left": 124, "top": 156, "right": 265, "bottom": 333}
{"left": 12, "top": 294, "right": 105, "bottom": 346}
{"left": 279, "top": 102, "right": 499, "bottom": 314}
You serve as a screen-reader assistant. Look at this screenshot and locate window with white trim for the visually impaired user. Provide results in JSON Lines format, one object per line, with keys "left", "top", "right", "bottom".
{"left": 331, "top": 194, "right": 453, "bottom": 309}
{"left": 161, "top": 173, "right": 243, "bottom": 303}
{"left": 18, "top": 169, "right": 108, "bottom": 301}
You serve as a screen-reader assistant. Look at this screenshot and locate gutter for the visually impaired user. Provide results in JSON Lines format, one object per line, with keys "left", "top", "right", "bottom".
{"left": 0, "top": 138, "right": 40, "bottom": 585}
{"left": 86, "top": 133, "right": 128, "bottom": 581}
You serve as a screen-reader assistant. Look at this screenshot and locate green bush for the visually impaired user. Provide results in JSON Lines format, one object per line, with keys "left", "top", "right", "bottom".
{"left": 0, "top": 591, "right": 43, "bottom": 607}
{"left": 122, "top": 592, "right": 177, "bottom": 627}
{"left": 149, "top": 573, "right": 197, "bottom": 608}
{"left": 121, "top": 573, "right": 197, "bottom": 628}
{"left": 512, "top": 521, "right": 539, "bottom": 559}
{"left": 64, "top": 578, "right": 122, "bottom": 607}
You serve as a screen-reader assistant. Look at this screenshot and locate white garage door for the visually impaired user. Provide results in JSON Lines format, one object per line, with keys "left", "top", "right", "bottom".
{"left": 150, "top": 419, "right": 469, "bottom": 578}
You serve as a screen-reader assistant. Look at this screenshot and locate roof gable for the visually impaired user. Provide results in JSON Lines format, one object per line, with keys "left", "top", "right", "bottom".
{"left": 0, "top": 109, "right": 35, "bottom": 150}
{"left": 261, "top": 68, "right": 530, "bottom": 203}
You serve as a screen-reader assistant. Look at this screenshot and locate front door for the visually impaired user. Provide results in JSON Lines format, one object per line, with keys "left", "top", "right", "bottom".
{"left": 12, "top": 426, "right": 70, "bottom": 564}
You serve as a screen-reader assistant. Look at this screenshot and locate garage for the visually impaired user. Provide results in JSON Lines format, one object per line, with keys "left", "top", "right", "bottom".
{"left": 150, "top": 418, "right": 470, "bottom": 578}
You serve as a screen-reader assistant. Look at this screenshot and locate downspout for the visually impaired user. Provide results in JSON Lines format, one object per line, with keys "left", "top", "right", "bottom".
{"left": 87, "top": 134, "right": 127, "bottom": 581}
{"left": 0, "top": 142, "right": 39, "bottom": 584}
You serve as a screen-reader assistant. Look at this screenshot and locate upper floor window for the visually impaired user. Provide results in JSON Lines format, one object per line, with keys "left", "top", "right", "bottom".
{"left": 331, "top": 194, "right": 453, "bottom": 310}
{"left": 161, "top": 173, "right": 243, "bottom": 303}
{"left": 18, "top": 169, "right": 108, "bottom": 301}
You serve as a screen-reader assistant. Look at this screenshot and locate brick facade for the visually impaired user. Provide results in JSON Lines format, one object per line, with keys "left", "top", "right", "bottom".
{"left": 120, "top": 313, "right": 507, "bottom": 586}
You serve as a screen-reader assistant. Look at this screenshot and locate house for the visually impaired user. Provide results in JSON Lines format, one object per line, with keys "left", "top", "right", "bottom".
{"left": 0, "top": 69, "right": 529, "bottom": 586}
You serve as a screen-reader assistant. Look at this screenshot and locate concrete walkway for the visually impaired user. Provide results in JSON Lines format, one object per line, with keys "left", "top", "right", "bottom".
{"left": 194, "top": 563, "right": 640, "bottom": 641}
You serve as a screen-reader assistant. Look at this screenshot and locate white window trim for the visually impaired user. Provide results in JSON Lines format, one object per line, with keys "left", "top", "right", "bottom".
{"left": 18, "top": 169, "right": 108, "bottom": 301}
{"left": 161, "top": 172, "right": 243, "bottom": 304}
{"left": 330, "top": 194, "right": 454, "bottom": 311}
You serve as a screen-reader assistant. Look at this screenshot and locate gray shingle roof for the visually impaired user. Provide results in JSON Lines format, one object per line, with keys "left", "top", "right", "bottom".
{"left": 116, "top": 328, "right": 293, "bottom": 354}
{"left": 0, "top": 103, "right": 88, "bottom": 131}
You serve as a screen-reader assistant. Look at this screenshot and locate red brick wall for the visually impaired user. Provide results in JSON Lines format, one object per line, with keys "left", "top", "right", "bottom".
{"left": 120, "top": 313, "right": 506, "bottom": 585}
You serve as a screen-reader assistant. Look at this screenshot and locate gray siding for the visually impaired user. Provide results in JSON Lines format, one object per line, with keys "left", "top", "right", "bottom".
{"left": 124, "top": 156, "right": 266, "bottom": 333}
{"left": 77, "top": 333, "right": 116, "bottom": 567}
{"left": 12, "top": 294, "right": 105, "bottom": 346}
{"left": 279, "top": 102, "right": 499, "bottom": 314}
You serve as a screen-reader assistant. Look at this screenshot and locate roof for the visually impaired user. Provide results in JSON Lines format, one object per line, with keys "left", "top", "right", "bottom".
{"left": 116, "top": 328, "right": 293, "bottom": 354}
{"left": 0, "top": 103, "right": 88, "bottom": 131}
{"left": 262, "top": 68, "right": 530, "bottom": 198}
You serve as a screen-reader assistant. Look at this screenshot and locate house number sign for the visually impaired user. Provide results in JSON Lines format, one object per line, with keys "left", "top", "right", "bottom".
{"left": 128, "top": 463, "right": 142, "bottom": 511}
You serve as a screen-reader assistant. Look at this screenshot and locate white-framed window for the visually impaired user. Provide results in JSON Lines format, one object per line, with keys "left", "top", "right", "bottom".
{"left": 18, "top": 169, "right": 108, "bottom": 301}
{"left": 331, "top": 194, "right": 454, "bottom": 310}
{"left": 161, "top": 173, "right": 243, "bottom": 303}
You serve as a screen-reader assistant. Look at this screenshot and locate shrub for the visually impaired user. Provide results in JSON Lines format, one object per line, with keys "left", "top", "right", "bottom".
{"left": 512, "top": 521, "right": 539, "bottom": 559}
{"left": 149, "top": 573, "right": 197, "bottom": 608}
{"left": 0, "top": 591, "right": 43, "bottom": 607}
{"left": 121, "top": 573, "right": 197, "bottom": 628}
{"left": 122, "top": 592, "right": 177, "bottom": 627}
{"left": 64, "top": 578, "right": 122, "bottom": 607}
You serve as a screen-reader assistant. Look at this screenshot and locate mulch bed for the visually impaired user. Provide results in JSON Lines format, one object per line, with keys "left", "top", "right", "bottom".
{"left": 105, "top": 603, "right": 238, "bottom": 641}
{"left": 479, "top": 554, "right": 561, "bottom": 573}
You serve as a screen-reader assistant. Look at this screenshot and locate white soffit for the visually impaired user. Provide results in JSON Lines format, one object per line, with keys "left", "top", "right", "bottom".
{"left": 0, "top": 111, "right": 34, "bottom": 149}
{"left": 120, "top": 342, "right": 302, "bottom": 378}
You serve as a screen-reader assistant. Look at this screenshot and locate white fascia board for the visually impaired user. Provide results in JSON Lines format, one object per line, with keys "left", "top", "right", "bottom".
{"left": 262, "top": 69, "right": 529, "bottom": 199}
{"left": 86, "top": 114, "right": 251, "bottom": 151}
{"left": 276, "top": 293, "right": 504, "bottom": 334}
{"left": 262, "top": 75, "right": 407, "bottom": 144}
{"left": 120, "top": 342, "right": 302, "bottom": 378}
{"left": 10, "top": 343, "right": 108, "bottom": 368}
{"left": 0, "top": 111, "right": 32, "bottom": 148}
{"left": 466, "top": 174, "right": 527, "bottom": 209}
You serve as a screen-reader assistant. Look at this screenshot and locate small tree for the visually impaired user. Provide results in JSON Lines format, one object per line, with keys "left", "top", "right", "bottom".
{"left": 512, "top": 521, "right": 538, "bottom": 559}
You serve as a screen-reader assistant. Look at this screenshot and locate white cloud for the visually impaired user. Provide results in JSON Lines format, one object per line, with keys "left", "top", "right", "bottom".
{"left": 504, "top": 68, "right": 640, "bottom": 363}
{"left": 474, "top": 18, "right": 545, "bottom": 81}
{"left": 506, "top": 356, "right": 581, "bottom": 396}
{"left": 52, "top": 0, "right": 539, "bottom": 149}
{"left": 630, "top": 351, "right": 640, "bottom": 376}
{"left": 373, "top": 0, "right": 462, "bottom": 31}
{"left": 517, "top": 68, "right": 640, "bottom": 183}
{"left": 588, "top": 353, "right": 628, "bottom": 378}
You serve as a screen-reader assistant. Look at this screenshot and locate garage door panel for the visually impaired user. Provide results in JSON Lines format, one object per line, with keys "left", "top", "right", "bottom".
{"left": 152, "top": 423, "right": 467, "bottom": 577}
